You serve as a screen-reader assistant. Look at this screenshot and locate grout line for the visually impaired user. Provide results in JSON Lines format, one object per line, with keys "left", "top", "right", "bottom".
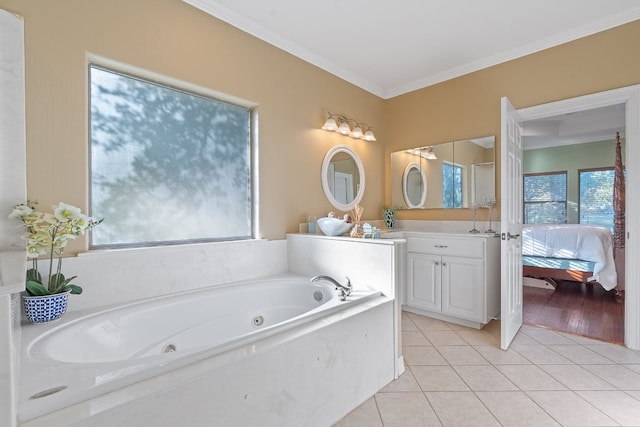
{"left": 371, "top": 394, "right": 384, "bottom": 426}
{"left": 344, "top": 311, "right": 640, "bottom": 426}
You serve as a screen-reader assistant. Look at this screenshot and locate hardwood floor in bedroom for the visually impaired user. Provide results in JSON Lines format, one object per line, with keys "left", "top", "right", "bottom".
{"left": 523, "top": 280, "right": 624, "bottom": 344}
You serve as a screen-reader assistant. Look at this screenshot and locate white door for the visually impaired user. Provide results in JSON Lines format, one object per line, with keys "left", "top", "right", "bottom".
{"left": 500, "top": 97, "right": 524, "bottom": 350}
{"left": 333, "top": 172, "right": 354, "bottom": 204}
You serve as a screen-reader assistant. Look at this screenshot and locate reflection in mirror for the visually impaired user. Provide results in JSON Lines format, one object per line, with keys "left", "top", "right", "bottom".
{"left": 456, "top": 136, "right": 495, "bottom": 207}
{"left": 472, "top": 162, "right": 495, "bottom": 206}
{"left": 321, "top": 145, "right": 365, "bottom": 211}
{"left": 390, "top": 136, "right": 495, "bottom": 209}
{"left": 403, "top": 163, "right": 427, "bottom": 208}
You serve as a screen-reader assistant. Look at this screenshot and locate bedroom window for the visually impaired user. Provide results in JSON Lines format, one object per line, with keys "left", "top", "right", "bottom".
{"left": 89, "top": 65, "right": 253, "bottom": 247}
{"left": 579, "top": 167, "right": 615, "bottom": 229}
{"left": 442, "top": 162, "right": 463, "bottom": 208}
{"left": 523, "top": 171, "right": 567, "bottom": 224}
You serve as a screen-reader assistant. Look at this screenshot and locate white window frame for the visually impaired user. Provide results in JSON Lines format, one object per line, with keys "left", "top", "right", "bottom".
{"left": 88, "top": 60, "right": 256, "bottom": 248}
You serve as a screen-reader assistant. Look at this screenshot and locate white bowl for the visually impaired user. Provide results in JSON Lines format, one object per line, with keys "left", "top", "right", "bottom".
{"left": 316, "top": 217, "right": 352, "bottom": 236}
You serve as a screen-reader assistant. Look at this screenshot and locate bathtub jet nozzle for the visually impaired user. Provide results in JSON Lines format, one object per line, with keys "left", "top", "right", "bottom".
{"left": 311, "top": 275, "right": 352, "bottom": 301}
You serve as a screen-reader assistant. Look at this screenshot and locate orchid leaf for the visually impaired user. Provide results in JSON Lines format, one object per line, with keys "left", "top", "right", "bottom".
{"left": 26, "top": 280, "right": 49, "bottom": 296}
{"left": 49, "top": 274, "right": 80, "bottom": 294}
{"left": 26, "top": 268, "right": 42, "bottom": 283}
{"left": 62, "top": 284, "right": 83, "bottom": 295}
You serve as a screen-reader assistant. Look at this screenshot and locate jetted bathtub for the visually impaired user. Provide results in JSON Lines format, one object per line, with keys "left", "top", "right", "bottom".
{"left": 19, "top": 274, "right": 387, "bottom": 425}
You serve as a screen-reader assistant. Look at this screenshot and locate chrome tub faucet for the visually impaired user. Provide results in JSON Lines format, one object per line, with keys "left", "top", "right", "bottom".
{"left": 311, "top": 275, "right": 352, "bottom": 301}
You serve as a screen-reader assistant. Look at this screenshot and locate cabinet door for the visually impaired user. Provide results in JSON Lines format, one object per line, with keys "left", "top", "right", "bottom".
{"left": 407, "top": 253, "right": 441, "bottom": 312}
{"left": 441, "top": 256, "right": 484, "bottom": 321}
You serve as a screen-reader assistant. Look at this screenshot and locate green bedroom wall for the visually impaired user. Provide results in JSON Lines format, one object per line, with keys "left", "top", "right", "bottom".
{"left": 523, "top": 139, "right": 625, "bottom": 223}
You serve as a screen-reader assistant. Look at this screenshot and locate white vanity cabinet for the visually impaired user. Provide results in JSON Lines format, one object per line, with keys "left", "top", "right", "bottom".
{"left": 403, "top": 233, "right": 500, "bottom": 329}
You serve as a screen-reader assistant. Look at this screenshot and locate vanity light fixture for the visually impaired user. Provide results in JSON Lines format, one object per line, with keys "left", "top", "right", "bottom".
{"left": 424, "top": 147, "right": 437, "bottom": 160}
{"left": 405, "top": 146, "right": 437, "bottom": 160}
{"left": 321, "top": 112, "right": 377, "bottom": 141}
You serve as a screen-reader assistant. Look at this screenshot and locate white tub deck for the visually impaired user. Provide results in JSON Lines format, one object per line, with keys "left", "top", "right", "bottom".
{"left": 19, "top": 274, "right": 393, "bottom": 426}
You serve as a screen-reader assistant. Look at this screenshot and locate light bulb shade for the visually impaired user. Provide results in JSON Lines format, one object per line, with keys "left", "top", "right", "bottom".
{"left": 350, "top": 125, "right": 363, "bottom": 139}
{"left": 320, "top": 113, "right": 376, "bottom": 142}
{"left": 337, "top": 122, "right": 351, "bottom": 135}
{"left": 424, "top": 149, "right": 437, "bottom": 160}
{"left": 321, "top": 117, "right": 338, "bottom": 131}
{"left": 362, "top": 129, "right": 377, "bottom": 141}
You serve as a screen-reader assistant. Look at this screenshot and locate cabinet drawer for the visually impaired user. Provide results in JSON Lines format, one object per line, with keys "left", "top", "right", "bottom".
{"left": 407, "top": 237, "right": 484, "bottom": 258}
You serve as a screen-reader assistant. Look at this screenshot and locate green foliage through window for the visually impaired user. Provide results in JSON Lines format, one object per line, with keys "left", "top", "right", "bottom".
{"left": 579, "top": 168, "right": 614, "bottom": 229}
{"left": 89, "top": 65, "right": 252, "bottom": 246}
{"left": 524, "top": 172, "right": 567, "bottom": 224}
{"left": 442, "top": 163, "right": 463, "bottom": 208}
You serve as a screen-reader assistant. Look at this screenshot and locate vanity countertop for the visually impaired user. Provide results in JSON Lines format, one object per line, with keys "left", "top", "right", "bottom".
{"left": 394, "top": 230, "right": 500, "bottom": 239}
{"left": 287, "top": 233, "right": 406, "bottom": 245}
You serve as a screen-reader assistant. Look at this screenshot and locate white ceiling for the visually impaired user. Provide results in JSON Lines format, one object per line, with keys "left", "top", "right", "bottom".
{"left": 523, "top": 104, "right": 626, "bottom": 150}
{"left": 184, "top": 0, "right": 640, "bottom": 99}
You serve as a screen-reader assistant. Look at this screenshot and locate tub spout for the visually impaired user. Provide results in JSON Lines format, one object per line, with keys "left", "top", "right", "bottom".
{"left": 311, "top": 275, "right": 352, "bottom": 301}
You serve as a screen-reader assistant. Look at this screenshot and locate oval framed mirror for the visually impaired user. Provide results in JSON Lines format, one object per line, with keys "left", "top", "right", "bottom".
{"left": 402, "top": 162, "right": 427, "bottom": 208}
{"left": 321, "top": 144, "right": 365, "bottom": 211}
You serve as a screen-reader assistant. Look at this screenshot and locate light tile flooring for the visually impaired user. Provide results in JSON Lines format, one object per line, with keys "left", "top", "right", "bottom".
{"left": 334, "top": 311, "right": 640, "bottom": 427}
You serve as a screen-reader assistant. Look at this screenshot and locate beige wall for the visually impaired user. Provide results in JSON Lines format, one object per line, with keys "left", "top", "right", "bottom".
{"left": 0, "top": 0, "right": 385, "bottom": 253}
{"left": 385, "top": 19, "right": 640, "bottom": 222}
{"left": 3, "top": 0, "right": 640, "bottom": 252}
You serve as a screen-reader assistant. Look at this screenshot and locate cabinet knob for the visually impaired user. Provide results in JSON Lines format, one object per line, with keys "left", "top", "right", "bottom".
{"left": 442, "top": 262, "right": 447, "bottom": 266}
{"left": 435, "top": 261, "right": 439, "bottom": 266}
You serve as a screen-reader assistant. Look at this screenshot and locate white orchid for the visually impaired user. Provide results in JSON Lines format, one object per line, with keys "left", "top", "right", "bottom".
{"left": 9, "top": 201, "right": 103, "bottom": 296}
{"left": 8, "top": 203, "right": 33, "bottom": 219}
{"left": 53, "top": 202, "right": 82, "bottom": 222}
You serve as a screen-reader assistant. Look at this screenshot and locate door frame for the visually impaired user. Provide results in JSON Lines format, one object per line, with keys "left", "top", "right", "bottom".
{"left": 510, "top": 84, "right": 640, "bottom": 349}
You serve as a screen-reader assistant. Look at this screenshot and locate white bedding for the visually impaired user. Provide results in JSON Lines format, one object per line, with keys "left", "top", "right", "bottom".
{"left": 522, "top": 224, "right": 618, "bottom": 291}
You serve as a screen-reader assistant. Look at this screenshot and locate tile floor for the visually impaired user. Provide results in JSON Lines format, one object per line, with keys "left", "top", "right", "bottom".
{"left": 334, "top": 311, "right": 640, "bottom": 427}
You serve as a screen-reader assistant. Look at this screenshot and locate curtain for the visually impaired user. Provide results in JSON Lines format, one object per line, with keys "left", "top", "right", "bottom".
{"left": 613, "top": 131, "right": 625, "bottom": 249}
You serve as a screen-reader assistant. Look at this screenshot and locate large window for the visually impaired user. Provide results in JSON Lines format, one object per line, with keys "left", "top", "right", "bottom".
{"left": 579, "top": 167, "right": 614, "bottom": 229}
{"left": 89, "top": 65, "right": 252, "bottom": 247}
{"left": 523, "top": 172, "right": 567, "bottom": 224}
{"left": 442, "top": 162, "right": 463, "bottom": 208}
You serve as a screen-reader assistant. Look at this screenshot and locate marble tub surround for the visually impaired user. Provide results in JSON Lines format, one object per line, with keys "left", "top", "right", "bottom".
{"left": 336, "top": 311, "right": 640, "bottom": 427}
{"left": 287, "top": 233, "right": 404, "bottom": 303}
{"left": 19, "top": 275, "right": 389, "bottom": 425}
{"left": 15, "top": 235, "right": 403, "bottom": 426}
{"left": 51, "top": 239, "right": 287, "bottom": 312}
{"left": 22, "top": 294, "right": 394, "bottom": 427}
{"left": 287, "top": 233, "right": 406, "bottom": 379}
{"left": 0, "top": 295, "right": 19, "bottom": 427}
{"left": 0, "top": 9, "right": 25, "bottom": 427}
{"left": 0, "top": 7, "right": 26, "bottom": 296}
{"left": 7, "top": 239, "right": 284, "bottom": 425}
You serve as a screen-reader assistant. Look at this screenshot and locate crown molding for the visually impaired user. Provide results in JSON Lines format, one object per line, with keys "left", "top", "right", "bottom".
{"left": 185, "top": 1, "right": 640, "bottom": 99}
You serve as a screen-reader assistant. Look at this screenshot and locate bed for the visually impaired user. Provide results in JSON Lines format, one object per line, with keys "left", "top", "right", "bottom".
{"left": 522, "top": 224, "right": 618, "bottom": 291}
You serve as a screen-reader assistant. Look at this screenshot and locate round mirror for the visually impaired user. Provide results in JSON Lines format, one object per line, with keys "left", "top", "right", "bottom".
{"left": 403, "top": 162, "right": 427, "bottom": 208}
{"left": 321, "top": 144, "right": 365, "bottom": 211}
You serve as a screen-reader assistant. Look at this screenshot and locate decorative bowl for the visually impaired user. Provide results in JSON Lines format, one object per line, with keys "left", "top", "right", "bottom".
{"left": 316, "top": 217, "right": 352, "bottom": 236}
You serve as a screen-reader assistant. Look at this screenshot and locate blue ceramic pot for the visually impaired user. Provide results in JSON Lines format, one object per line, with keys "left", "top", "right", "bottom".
{"left": 23, "top": 291, "right": 71, "bottom": 323}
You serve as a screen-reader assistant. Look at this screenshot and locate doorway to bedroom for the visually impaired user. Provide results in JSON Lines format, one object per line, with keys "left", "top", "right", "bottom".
{"left": 521, "top": 103, "right": 626, "bottom": 344}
